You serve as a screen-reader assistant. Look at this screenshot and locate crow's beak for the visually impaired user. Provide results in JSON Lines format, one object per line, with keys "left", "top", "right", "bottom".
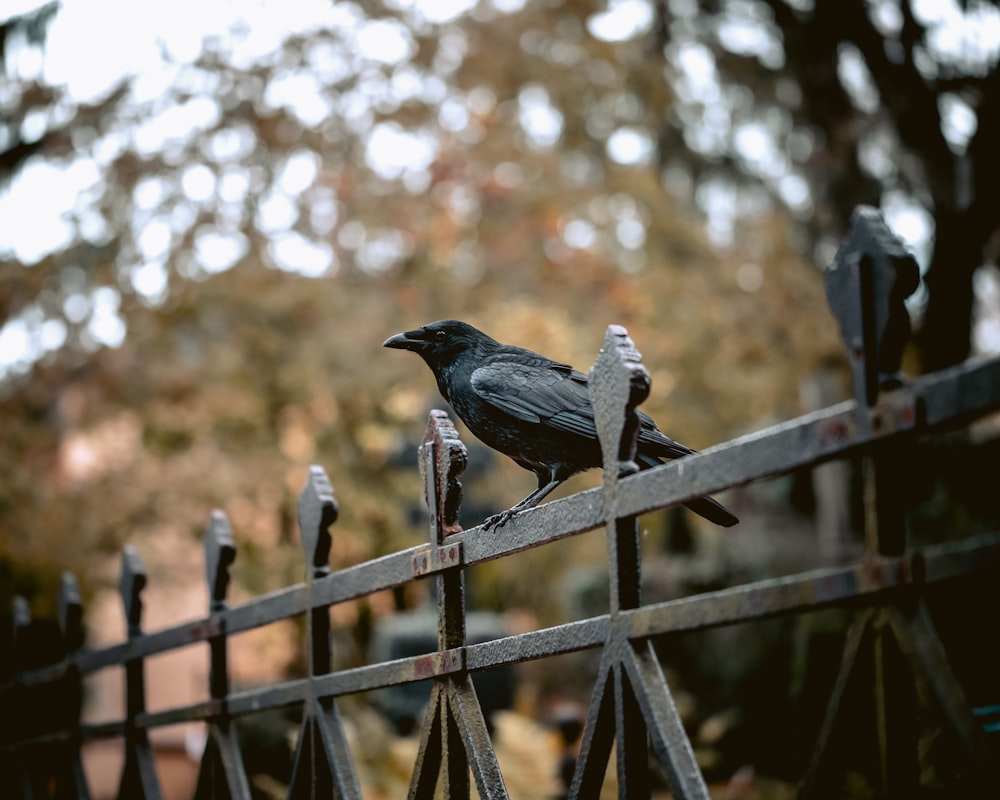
{"left": 383, "top": 330, "right": 423, "bottom": 351}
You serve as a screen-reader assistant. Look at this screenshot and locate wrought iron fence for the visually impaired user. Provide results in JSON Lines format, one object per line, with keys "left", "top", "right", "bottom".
{"left": 4, "top": 206, "right": 1000, "bottom": 799}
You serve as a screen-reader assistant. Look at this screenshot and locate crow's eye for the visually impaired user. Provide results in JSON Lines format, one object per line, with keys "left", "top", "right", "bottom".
{"left": 434, "top": 330, "right": 446, "bottom": 341}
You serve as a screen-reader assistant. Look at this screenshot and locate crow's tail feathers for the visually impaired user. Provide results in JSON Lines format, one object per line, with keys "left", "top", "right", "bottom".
{"left": 634, "top": 453, "right": 739, "bottom": 528}
{"left": 683, "top": 495, "right": 739, "bottom": 528}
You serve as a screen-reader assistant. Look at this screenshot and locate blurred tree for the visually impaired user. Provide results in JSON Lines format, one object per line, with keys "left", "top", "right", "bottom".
{"left": 652, "top": 0, "right": 1000, "bottom": 370}
{"left": 0, "top": 0, "right": 841, "bottom": 612}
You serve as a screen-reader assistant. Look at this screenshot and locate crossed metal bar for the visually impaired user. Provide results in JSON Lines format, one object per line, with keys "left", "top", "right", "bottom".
{"left": 4, "top": 207, "right": 1000, "bottom": 797}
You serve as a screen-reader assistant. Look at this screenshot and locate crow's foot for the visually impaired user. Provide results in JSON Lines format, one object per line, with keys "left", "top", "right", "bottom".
{"left": 483, "top": 507, "right": 520, "bottom": 530}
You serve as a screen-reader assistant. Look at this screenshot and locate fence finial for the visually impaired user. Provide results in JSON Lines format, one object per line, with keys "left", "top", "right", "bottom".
{"left": 11, "top": 596, "right": 30, "bottom": 674}
{"left": 12, "top": 595, "right": 30, "bottom": 638}
{"left": 825, "top": 206, "right": 920, "bottom": 408}
{"left": 59, "top": 571, "right": 84, "bottom": 652}
{"left": 420, "top": 409, "right": 468, "bottom": 541}
{"left": 298, "top": 465, "right": 338, "bottom": 577}
{"left": 119, "top": 545, "right": 148, "bottom": 634}
{"left": 589, "top": 324, "right": 651, "bottom": 482}
{"left": 204, "top": 510, "right": 236, "bottom": 612}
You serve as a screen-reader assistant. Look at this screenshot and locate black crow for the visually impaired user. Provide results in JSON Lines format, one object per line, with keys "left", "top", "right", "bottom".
{"left": 384, "top": 320, "right": 737, "bottom": 529}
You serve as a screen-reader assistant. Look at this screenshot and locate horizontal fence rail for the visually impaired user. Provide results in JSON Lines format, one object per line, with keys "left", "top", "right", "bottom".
{"left": 12, "top": 531, "right": 1000, "bottom": 749}
{"left": 11, "top": 359, "right": 1000, "bottom": 694}
{"left": 8, "top": 367, "right": 1000, "bottom": 699}
{"left": 4, "top": 205, "right": 1000, "bottom": 799}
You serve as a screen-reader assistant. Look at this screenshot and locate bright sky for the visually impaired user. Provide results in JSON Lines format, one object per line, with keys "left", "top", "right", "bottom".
{"left": 1, "top": 0, "right": 526, "bottom": 379}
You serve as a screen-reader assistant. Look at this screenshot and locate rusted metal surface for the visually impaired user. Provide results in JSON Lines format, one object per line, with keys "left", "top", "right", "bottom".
{"left": 623, "top": 642, "right": 708, "bottom": 800}
{"left": 117, "top": 546, "right": 164, "bottom": 800}
{"left": 407, "top": 393, "right": 509, "bottom": 799}
{"left": 0, "top": 533, "right": 980, "bottom": 749}
{"left": 288, "top": 467, "right": 362, "bottom": 800}
{"left": 4, "top": 205, "right": 1000, "bottom": 798}
{"left": 582, "top": 322, "right": 708, "bottom": 799}
{"left": 825, "top": 206, "right": 920, "bottom": 412}
{"left": 12, "top": 354, "right": 996, "bottom": 691}
{"left": 194, "top": 511, "right": 250, "bottom": 800}
{"left": 887, "top": 604, "right": 991, "bottom": 769}
{"left": 566, "top": 648, "right": 616, "bottom": 800}
{"left": 808, "top": 206, "right": 991, "bottom": 795}
{"left": 447, "top": 674, "right": 507, "bottom": 799}
{"left": 25, "top": 533, "right": 984, "bottom": 748}
{"left": 6, "top": 424, "right": 1000, "bottom": 794}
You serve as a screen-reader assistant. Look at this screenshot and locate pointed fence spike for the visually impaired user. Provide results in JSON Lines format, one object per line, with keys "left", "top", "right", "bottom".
{"left": 117, "top": 546, "right": 161, "bottom": 798}
{"left": 12, "top": 595, "right": 30, "bottom": 638}
{"left": 824, "top": 206, "right": 920, "bottom": 408}
{"left": 298, "top": 466, "right": 338, "bottom": 576}
{"left": 119, "top": 545, "right": 148, "bottom": 633}
{"left": 11, "top": 596, "right": 31, "bottom": 674}
{"left": 419, "top": 410, "right": 468, "bottom": 652}
{"left": 55, "top": 572, "right": 91, "bottom": 798}
{"left": 589, "top": 325, "right": 650, "bottom": 482}
{"left": 420, "top": 409, "right": 468, "bottom": 541}
{"left": 204, "top": 510, "right": 236, "bottom": 612}
{"left": 59, "top": 571, "right": 84, "bottom": 651}
{"left": 589, "top": 325, "right": 647, "bottom": 615}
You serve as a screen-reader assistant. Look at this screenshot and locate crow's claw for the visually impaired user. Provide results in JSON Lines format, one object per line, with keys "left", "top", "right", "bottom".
{"left": 483, "top": 508, "right": 519, "bottom": 530}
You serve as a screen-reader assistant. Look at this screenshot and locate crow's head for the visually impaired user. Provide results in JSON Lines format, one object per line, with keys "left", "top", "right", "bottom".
{"left": 383, "top": 319, "right": 497, "bottom": 370}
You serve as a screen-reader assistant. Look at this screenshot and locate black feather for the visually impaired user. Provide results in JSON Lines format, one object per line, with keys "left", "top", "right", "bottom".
{"left": 384, "top": 320, "right": 737, "bottom": 529}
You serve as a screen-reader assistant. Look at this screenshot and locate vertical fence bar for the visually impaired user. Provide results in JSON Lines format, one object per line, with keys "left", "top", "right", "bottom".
{"left": 12, "top": 595, "right": 30, "bottom": 661}
{"left": 417, "top": 409, "right": 508, "bottom": 800}
{"left": 612, "top": 661, "right": 647, "bottom": 799}
{"left": 804, "top": 206, "right": 991, "bottom": 797}
{"left": 798, "top": 610, "right": 873, "bottom": 796}
{"left": 205, "top": 512, "right": 236, "bottom": 695}
{"left": 421, "top": 410, "right": 469, "bottom": 800}
{"left": 592, "top": 325, "right": 650, "bottom": 800}
{"left": 886, "top": 603, "right": 993, "bottom": 775}
{"left": 117, "top": 546, "right": 162, "bottom": 800}
{"left": 55, "top": 572, "right": 92, "bottom": 799}
{"left": 839, "top": 208, "right": 922, "bottom": 797}
{"left": 422, "top": 410, "right": 467, "bottom": 658}
{"left": 194, "top": 510, "right": 251, "bottom": 799}
{"left": 448, "top": 672, "right": 507, "bottom": 798}
{"left": 590, "top": 325, "right": 648, "bottom": 618}
{"left": 406, "top": 682, "right": 446, "bottom": 800}
{"left": 289, "top": 467, "right": 332, "bottom": 799}
{"left": 9, "top": 596, "right": 39, "bottom": 800}
{"left": 567, "top": 649, "right": 617, "bottom": 800}
{"left": 584, "top": 324, "right": 710, "bottom": 800}
{"left": 289, "top": 466, "right": 362, "bottom": 800}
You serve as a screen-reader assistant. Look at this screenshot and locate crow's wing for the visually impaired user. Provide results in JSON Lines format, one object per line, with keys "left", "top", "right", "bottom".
{"left": 470, "top": 357, "right": 694, "bottom": 460}
{"left": 470, "top": 358, "right": 599, "bottom": 439}
{"left": 636, "top": 424, "right": 695, "bottom": 460}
